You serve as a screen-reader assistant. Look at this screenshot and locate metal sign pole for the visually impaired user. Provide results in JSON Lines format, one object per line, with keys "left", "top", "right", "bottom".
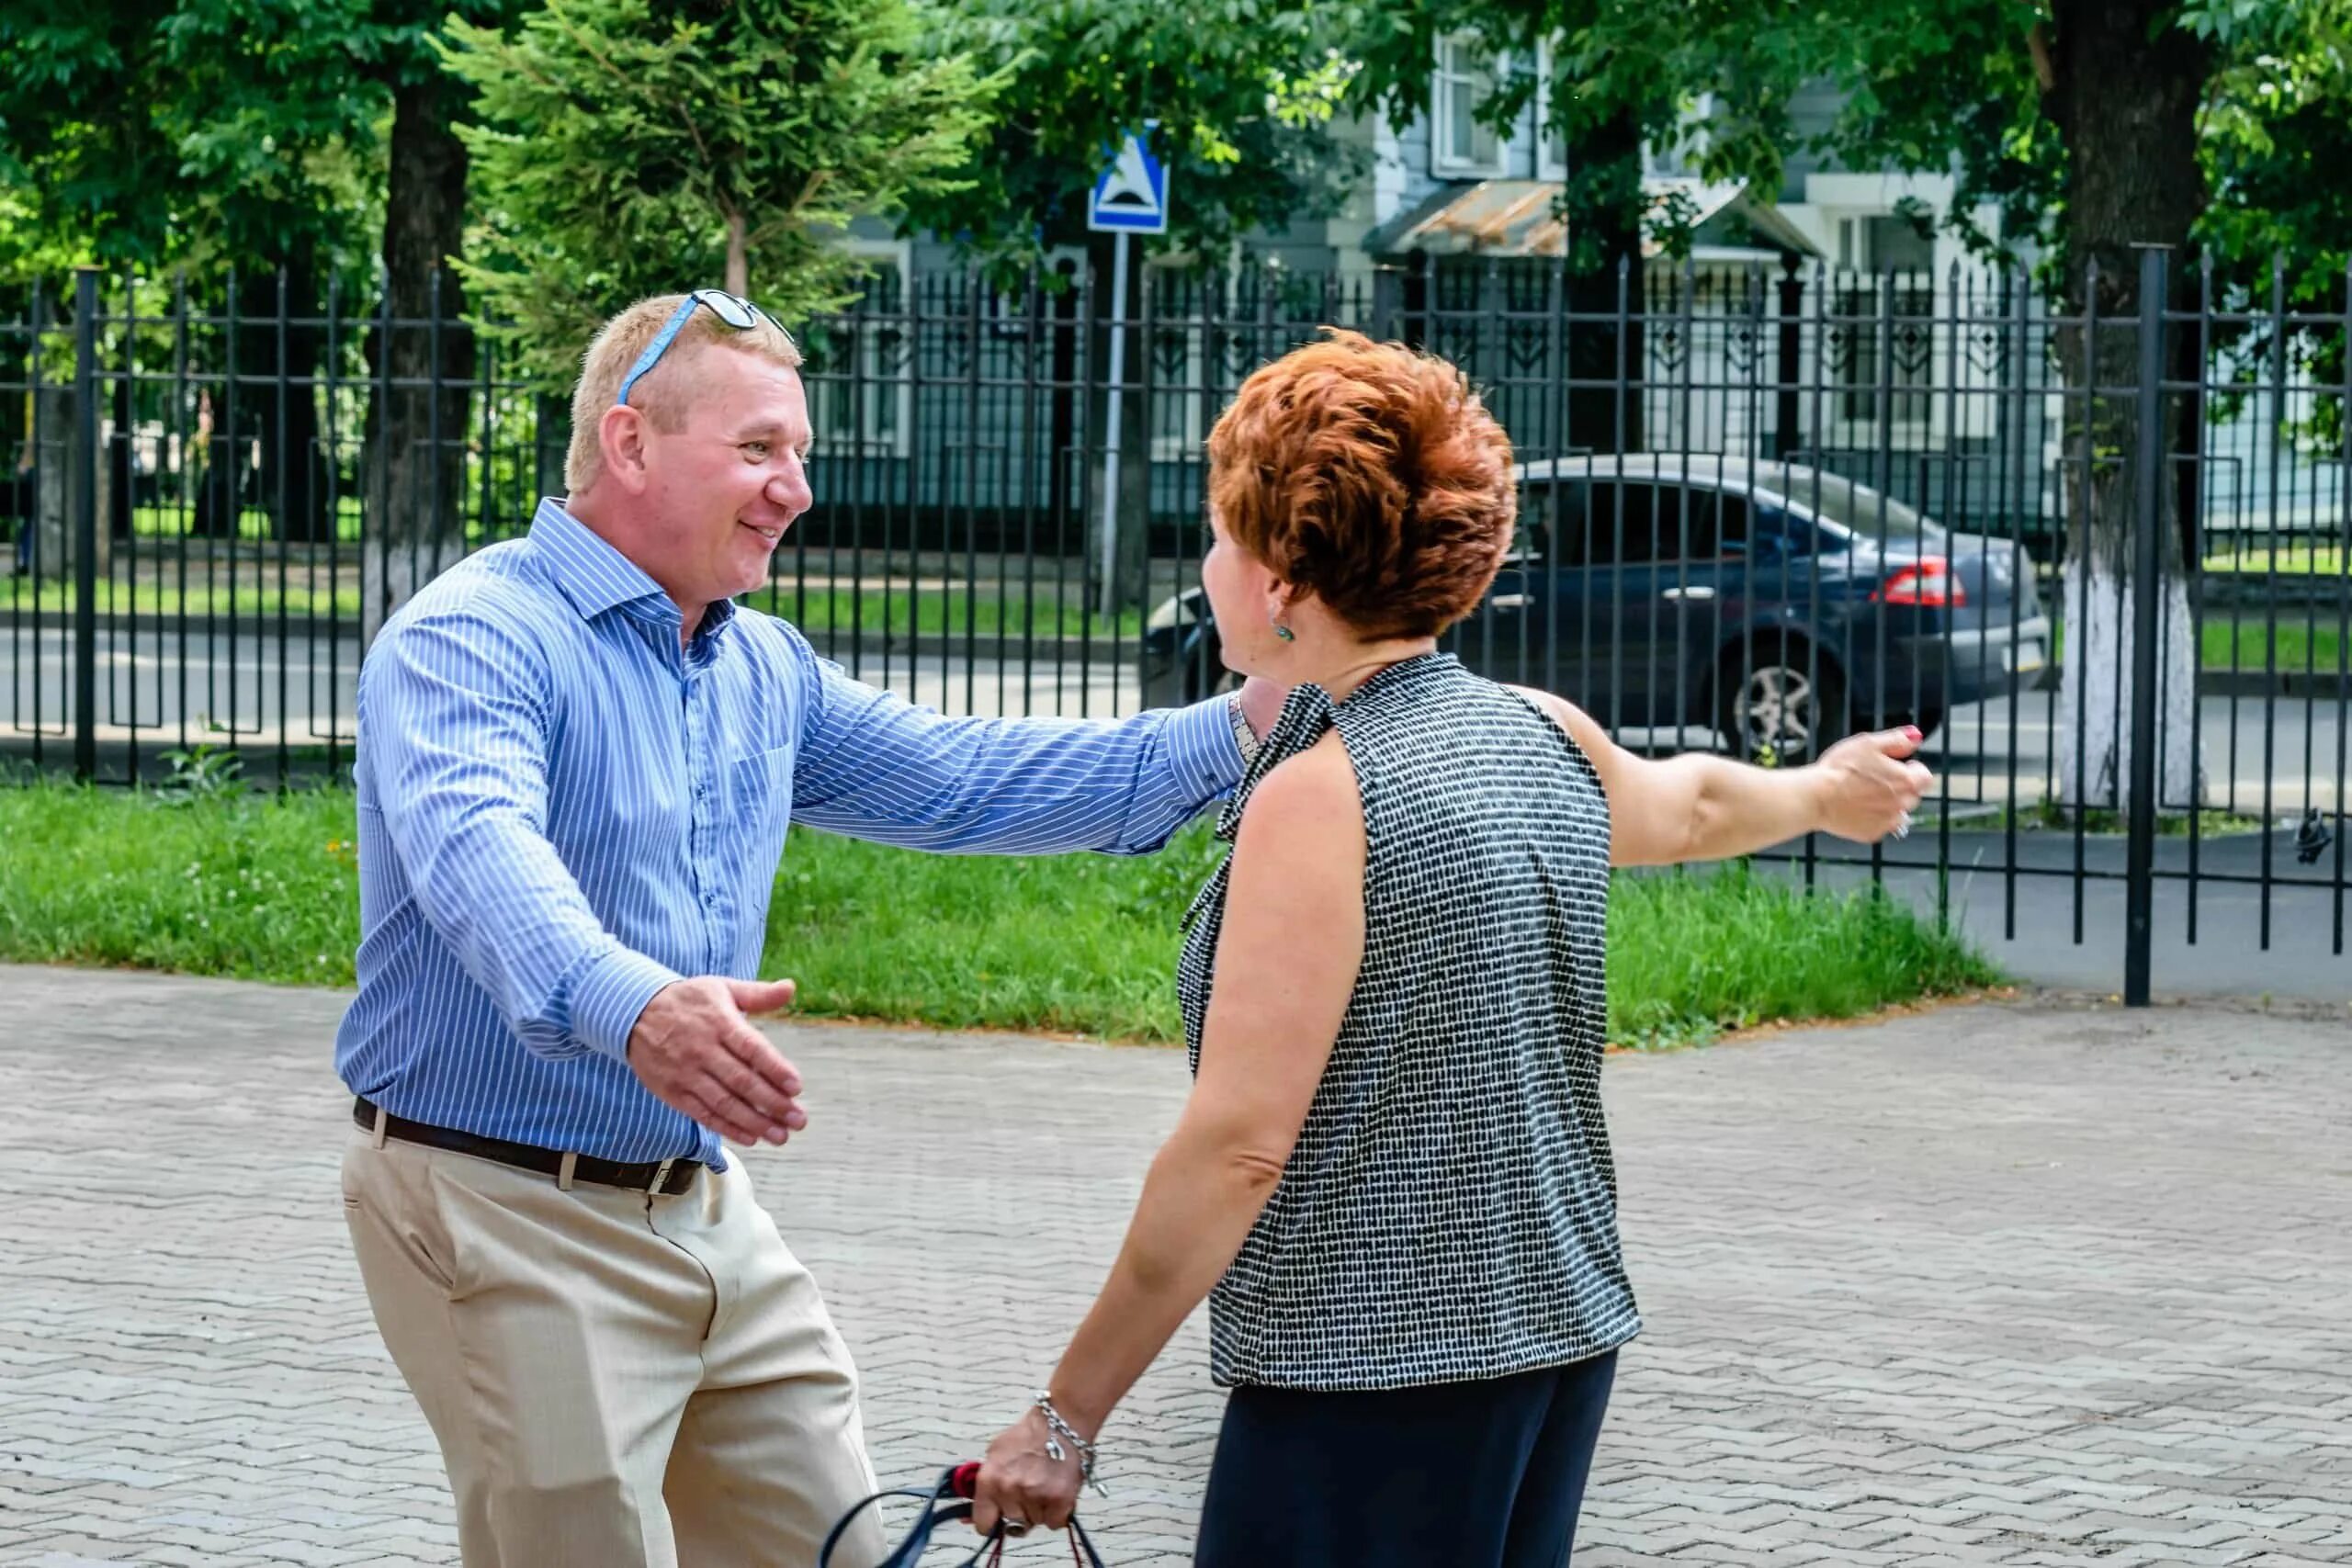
{"left": 1087, "top": 124, "right": 1164, "bottom": 624}
{"left": 1099, "top": 230, "right": 1131, "bottom": 619}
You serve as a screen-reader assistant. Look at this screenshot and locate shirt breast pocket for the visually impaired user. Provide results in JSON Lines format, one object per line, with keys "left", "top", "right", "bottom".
{"left": 727, "top": 744, "right": 796, "bottom": 871}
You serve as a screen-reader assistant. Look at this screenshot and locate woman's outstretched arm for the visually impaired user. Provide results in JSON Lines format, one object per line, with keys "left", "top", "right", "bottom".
{"left": 1513, "top": 687, "right": 1933, "bottom": 866}
{"left": 971, "top": 736, "right": 1366, "bottom": 1536}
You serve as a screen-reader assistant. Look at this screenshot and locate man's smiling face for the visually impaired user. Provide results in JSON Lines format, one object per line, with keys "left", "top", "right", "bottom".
{"left": 637, "top": 343, "right": 814, "bottom": 609}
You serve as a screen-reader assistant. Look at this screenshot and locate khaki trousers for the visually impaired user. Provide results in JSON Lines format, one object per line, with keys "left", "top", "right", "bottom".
{"left": 341, "top": 1127, "right": 888, "bottom": 1567}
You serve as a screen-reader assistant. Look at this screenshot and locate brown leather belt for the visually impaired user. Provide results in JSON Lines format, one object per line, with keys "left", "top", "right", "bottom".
{"left": 353, "top": 1098, "right": 701, "bottom": 1195}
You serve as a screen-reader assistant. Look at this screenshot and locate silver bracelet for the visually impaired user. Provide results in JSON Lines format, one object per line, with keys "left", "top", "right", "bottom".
{"left": 1227, "top": 691, "right": 1261, "bottom": 768}
{"left": 1033, "top": 1389, "right": 1106, "bottom": 1496}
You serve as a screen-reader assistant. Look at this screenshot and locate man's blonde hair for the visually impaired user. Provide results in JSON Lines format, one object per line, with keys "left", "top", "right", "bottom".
{"left": 565, "top": 293, "right": 803, "bottom": 494}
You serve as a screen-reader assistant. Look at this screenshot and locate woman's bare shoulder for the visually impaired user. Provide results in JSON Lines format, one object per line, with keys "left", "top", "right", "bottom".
{"left": 1238, "top": 732, "right": 1363, "bottom": 845}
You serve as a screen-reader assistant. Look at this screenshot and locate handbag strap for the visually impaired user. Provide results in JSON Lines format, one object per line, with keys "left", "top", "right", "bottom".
{"left": 817, "top": 1482, "right": 938, "bottom": 1567}
{"left": 820, "top": 1463, "right": 1110, "bottom": 1568}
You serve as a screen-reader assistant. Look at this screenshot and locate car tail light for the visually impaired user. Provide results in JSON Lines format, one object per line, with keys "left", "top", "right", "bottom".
{"left": 1873, "top": 556, "right": 1966, "bottom": 607}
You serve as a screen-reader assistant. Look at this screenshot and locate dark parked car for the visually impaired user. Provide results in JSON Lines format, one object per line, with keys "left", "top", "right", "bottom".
{"left": 1141, "top": 457, "right": 2051, "bottom": 761}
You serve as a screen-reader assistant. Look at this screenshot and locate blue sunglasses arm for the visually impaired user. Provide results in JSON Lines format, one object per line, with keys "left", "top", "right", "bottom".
{"left": 615, "top": 295, "right": 706, "bottom": 407}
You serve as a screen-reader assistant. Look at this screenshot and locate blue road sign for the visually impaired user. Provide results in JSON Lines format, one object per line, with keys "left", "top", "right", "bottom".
{"left": 1088, "top": 127, "right": 1170, "bottom": 234}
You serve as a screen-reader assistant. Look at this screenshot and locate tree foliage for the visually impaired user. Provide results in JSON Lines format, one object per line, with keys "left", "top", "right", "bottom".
{"left": 0, "top": 0, "right": 395, "bottom": 278}
{"left": 903, "top": 0, "right": 1367, "bottom": 270}
{"left": 442, "top": 0, "right": 997, "bottom": 384}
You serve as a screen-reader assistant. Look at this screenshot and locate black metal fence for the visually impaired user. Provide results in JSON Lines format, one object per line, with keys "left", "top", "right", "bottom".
{"left": 4, "top": 253, "right": 2346, "bottom": 997}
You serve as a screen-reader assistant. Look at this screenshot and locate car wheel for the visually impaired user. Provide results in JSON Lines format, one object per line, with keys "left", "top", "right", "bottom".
{"left": 1716, "top": 643, "right": 1849, "bottom": 765}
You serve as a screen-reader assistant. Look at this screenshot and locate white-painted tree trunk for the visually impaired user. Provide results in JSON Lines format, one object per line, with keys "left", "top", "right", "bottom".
{"left": 2055, "top": 559, "right": 2202, "bottom": 810}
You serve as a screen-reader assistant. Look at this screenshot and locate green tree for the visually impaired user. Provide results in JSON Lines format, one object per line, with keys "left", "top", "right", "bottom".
{"left": 901, "top": 0, "right": 1367, "bottom": 608}
{"left": 441, "top": 0, "right": 996, "bottom": 388}
{"left": 0, "top": 0, "right": 382, "bottom": 547}
{"left": 1358, "top": 0, "right": 2352, "bottom": 807}
{"left": 1686, "top": 0, "right": 2339, "bottom": 807}
{"left": 1342, "top": 2, "right": 1744, "bottom": 457}
{"left": 903, "top": 0, "right": 1366, "bottom": 269}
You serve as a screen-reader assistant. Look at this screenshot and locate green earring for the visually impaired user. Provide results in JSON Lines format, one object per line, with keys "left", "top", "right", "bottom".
{"left": 1272, "top": 623, "right": 1295, "bottom": 643}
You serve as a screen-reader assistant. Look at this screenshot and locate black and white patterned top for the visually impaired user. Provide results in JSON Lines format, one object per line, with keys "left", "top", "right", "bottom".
{"left": 1180, "top": 651, "right": 1640, "bottom": 1391}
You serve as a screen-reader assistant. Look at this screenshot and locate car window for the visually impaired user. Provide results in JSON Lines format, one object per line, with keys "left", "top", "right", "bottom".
{"left": 1574, "top": 481, "right": 1657, "bottom": 566}
{"left": 1767, "top": 469, "right": 1944, "bottom": 546}
{"left": 1718, "top": 492, "right": 1823, "bottom": 558}
{"left": 1538, "top": 474, "right": 1846, "bottom": 563}
{"left": 1714, "top": 491, "right": 1749, "bottom": 552}
{"left": 1653, "top": 486, "right": 1716, "bottom": 562}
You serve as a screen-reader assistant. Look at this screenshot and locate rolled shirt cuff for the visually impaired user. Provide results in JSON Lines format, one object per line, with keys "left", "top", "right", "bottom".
{"left": 571, "top": 946, "right": 686, "bottom": 1064}
{"left": 1164, "top": 691, "right": 1250, "bottom": 801}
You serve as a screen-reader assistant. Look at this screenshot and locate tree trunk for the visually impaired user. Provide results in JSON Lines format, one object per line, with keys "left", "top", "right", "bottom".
{"left": 29, "top": 288, "right": 111, "bottom": 583}
{"left": 239, "top": 248, "right": 333, "bottom": 545}
{"left": 725, "top": 209, "right": 750, "bottom": 298}
{"left": 1562, "top": 107, "right": 1646, "bottom": 456}
{"left": 30, "top": 405, "right": 112, "bottom": 583}
{"left": 364, "top": 68, "right": 475, "bottom": 646}
{"left": 2044, "top": 0, "right": 2207, "bottom": 809}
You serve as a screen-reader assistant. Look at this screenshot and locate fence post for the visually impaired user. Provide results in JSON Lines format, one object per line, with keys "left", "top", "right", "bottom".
{"left": 73, "top": 266, "right": 99, "bottom": 783}
{"left": 1373, "top": 265, "right": 1402, "bottom": 344}
{"left": 2124, "top": 244, "right": 2170, "bottom": 1006}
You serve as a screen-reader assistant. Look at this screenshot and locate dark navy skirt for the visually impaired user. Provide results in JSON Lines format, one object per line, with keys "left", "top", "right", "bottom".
{"left": 1193, "top": 1350, "right": 1618, "bottom": 1567}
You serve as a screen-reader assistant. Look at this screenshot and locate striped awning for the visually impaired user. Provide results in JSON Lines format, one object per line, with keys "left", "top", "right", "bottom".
{"left": 1366, "top": 177, "right": 1824, "bottom": 262}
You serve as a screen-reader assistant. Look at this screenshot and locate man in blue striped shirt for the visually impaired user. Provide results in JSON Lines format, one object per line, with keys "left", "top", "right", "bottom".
{"left": 336, "top": 290, "right": 1277, "bottom": 1568}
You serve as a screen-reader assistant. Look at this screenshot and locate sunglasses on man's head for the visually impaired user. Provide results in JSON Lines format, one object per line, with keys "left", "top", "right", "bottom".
{"left": 616, "top": 289, "right": 791, "bottom": 407}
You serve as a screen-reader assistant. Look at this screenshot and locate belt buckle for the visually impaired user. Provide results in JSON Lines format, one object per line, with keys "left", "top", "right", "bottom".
{"left": 650, "top": 1156, "right": 679, "bottom": 1195}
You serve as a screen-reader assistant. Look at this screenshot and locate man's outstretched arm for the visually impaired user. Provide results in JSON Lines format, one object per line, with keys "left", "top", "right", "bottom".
{"left": 789, "top": 631, "right": 1283, "bottom": 854}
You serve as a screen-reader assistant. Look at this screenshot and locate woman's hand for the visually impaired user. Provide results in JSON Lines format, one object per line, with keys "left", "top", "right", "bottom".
{"left": 1815, "top": 726, "right": 1934, "bottom": 842}
{"left": 972, "top": 1406, "right": 1086, "bottom": 1537}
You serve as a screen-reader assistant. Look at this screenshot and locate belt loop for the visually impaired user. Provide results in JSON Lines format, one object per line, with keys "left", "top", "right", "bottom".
{"left": 651, "top": 1157, "right": 676, "bottom": 1196}
{"left": 371, "top": 1104, "right": 390, "bottom": 1150}
{"left": 557, "top": 1152, "right": 578, "bottom": 1192}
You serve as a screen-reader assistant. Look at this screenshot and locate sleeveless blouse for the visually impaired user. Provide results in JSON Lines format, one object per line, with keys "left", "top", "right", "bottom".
{"left": 1180, "top": 652, "right": 1641, "bottom": 1391}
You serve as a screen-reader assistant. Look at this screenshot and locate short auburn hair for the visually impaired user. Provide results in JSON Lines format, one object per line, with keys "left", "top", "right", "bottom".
{"left": 1206, "top": 329, "right": 1515, "bottom": 639}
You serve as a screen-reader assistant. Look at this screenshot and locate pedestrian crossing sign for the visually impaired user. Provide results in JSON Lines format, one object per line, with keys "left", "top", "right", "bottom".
{"left": 1088, "top": 126, "right": 1170, "bottom": 234}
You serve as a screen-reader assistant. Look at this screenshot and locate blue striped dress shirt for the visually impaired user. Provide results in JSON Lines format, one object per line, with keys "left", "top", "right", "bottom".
{"left": 335, "top": 500, "right": 1242, "bottom": 1167}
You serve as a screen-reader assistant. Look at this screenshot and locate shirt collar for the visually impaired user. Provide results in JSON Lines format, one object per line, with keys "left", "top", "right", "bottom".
{"left": 529, "top": 498, "right": 671, "bottom": 621}
{"left": 526, "top": 497, "right": 741, "bottom": 648}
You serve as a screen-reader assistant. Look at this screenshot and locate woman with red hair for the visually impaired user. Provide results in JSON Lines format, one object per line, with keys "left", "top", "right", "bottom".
{"left": 973, "top": 331, "right": 1929, "bottom": 1562}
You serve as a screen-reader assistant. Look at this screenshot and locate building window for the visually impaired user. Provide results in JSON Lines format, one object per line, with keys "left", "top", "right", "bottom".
{"left": 808, "top": 240, "right": 912, "bottom": 457}
{"left": 1433, "top": 35, "right": 1510, "bottom": 178}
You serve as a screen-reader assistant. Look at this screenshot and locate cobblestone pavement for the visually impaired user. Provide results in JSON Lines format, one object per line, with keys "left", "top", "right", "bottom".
{"left": 2, "top": 965, "right": 2348, "bottom": 1566}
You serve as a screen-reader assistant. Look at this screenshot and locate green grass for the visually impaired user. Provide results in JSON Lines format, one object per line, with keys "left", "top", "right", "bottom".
{"left": 0, "top": 573, "right": 364, "bottom": 619}
{"left": 0, "top": 781, "right": 1997, "bottom": 1048}
{"left": 2042, "top": 614, "right": 2345, "bottom": 672}
{"left": 130, "top": 501, "right": 367, "bottom": 544}
{"left": 2015, "top": 799, "right": 2269, "bottom": 837}
{"left": 0, "top": 570, "right": 1136, "bottom": 640}
{"left": 1605, "top": 862, "right": 1999, "bottom": 1049}
{"left": 2200, "top": 615, "right": 2346, "bottom": 672}
{"left": 1917, "top": 800, "right": 2272, "bottom": 838}
{"left": 2201, "top": 544, "right": 2346, "bottom": 576}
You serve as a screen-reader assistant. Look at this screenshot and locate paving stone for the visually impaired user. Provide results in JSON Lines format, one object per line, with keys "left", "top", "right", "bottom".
{"left": 4, "top": 967, "right": 2349, "bottom": 1563}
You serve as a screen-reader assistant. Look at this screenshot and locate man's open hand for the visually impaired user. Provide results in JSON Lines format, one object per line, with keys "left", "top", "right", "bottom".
{"left": 626, "top": 977, "right": 808, "bottom": 1146}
